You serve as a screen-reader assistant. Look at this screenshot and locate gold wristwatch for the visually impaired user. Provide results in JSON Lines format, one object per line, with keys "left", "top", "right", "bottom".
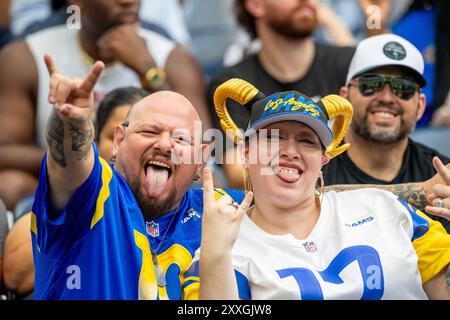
{"left": 140, "top": 67, "right": 166, "bottom": 90}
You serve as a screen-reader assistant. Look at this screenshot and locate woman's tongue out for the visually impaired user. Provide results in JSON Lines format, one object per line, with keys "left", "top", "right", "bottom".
{"left": 144, "top": 165, "right": 170, "bottom": 198}
{"left": 276, "top": 166, "right": 301, "bottom": 183}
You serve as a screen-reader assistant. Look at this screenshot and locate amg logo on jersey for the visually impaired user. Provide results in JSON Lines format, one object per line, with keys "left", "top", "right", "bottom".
{"left": 303, "top": 241, "right": 318, "bottom": 252}
{"left": 345, "top": 215, "right": 375, "bottom": 228}
{"left": 181, "top": 208, "right": 201, "bottom": 224}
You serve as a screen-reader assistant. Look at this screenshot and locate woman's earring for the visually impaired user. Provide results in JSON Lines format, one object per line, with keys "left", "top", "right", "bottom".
{"left": 315, "top": 191, "right": 321, "bottom": 208}
{"left": 244, "top": 168, "right": 253, "bottom": 194}
{"left": 315, "top": 171, "right": 324, "bottom": 209}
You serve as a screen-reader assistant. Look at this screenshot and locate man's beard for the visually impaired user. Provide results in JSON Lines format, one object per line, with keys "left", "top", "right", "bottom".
{"left": 351, "top": 104, "right": 417, "bottom": 144}
{"left": 130, "top": 180, "right": 178, "bottom": 220}
{"left": 267, "top": 8, "right": 317, "bottom": 39}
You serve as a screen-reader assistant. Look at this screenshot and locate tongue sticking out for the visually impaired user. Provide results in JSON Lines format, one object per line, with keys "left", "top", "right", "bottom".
{"left": 276, "top": 167, "right": 301, "bottom": 183}
{"left": 145, "top": 165, "right": 170, "bottom": 198}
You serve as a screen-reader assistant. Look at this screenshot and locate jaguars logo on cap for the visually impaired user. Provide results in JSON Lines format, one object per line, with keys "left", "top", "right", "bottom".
{"left": 383, "top": 41, "right": 407, "bottom": 60}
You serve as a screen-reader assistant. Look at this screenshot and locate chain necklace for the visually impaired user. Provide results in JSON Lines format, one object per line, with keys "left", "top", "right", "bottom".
{"left": 150, "top": 211, "right": 178, "bottom": 287}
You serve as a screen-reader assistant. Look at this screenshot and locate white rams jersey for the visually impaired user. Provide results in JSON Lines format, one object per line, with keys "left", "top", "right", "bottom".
{"left": 184, "top": 189, "right": 450, "bottom": 300}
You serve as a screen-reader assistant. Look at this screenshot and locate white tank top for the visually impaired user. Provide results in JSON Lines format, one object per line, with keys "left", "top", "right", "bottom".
{"left": 26, "top": 25, "right": 175, "bottom": 147}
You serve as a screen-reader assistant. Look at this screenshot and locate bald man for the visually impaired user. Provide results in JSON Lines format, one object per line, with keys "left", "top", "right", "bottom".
{"left": 31, "top": 55, "right": 244, "bottom": 300}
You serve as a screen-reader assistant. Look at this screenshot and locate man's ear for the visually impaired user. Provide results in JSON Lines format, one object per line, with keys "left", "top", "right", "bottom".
{"left": 416, "top": 92, "right": 427, "bottom": 121}
{"left": 112, "top": 125, "right": 125, "bottom": 161}
{"left": 339, "top": 86, "right": 349, "bottom": 99}
{"left": 245, "top": 0, "right": 265, "bottom": 18}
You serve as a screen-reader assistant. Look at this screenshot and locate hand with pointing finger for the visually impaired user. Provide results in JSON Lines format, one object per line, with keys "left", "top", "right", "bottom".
{"left": 425, "top": 157, "right": 450, "bottom": 221}
{"left": 201, "top": 168, "right": 253, "bottom": 252}
{"left": 44, "top": 54, "right": 105, "bottom": 124}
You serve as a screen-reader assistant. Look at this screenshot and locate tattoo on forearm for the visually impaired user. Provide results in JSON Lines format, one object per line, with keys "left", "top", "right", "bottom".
{"left": 46, "top": 112, "right": 66, "bottom": 167}
{"left": 69, "top": 122, "right": 93, "bottom": 160}
{"left": 390, "top": 183, "right": 428, "bottom": 211}
{"left": 327, "top": 183, "right": 429, "bottom": 211}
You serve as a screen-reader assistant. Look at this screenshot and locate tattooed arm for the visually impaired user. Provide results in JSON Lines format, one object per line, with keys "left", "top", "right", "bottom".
{"left": 325, "top": 158, "right": 450, "bottom": 213}
{"left": 44, "top": 55, "right": 104, "bottom": 215}
{"left": 325, "top": 183, "right": 429, "bottom": 210}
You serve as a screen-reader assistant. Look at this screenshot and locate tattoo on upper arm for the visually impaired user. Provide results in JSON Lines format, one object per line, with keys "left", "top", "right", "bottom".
{"left": 327, "top": 183, "right": 429, "bottom": 211}
{"left": 69, "top": 122, "right": 93, "bottom": 160}
{"left": 46, "top": 112, "right": 66, "bottom": 167}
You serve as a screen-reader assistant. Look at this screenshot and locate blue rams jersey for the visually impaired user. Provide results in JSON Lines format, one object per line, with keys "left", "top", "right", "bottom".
{"left": 31, "top": 144, "right": 244, "bottom": 299}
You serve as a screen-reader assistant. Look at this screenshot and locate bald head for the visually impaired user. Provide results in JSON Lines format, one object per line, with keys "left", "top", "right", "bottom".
{"left": 126, "top": 91, "right": 200, "bottom": 125}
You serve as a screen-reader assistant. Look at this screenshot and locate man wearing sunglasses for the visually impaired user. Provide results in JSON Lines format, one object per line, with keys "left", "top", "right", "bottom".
{"left": 324, "top": 34, "right": 450, "bottom": 232}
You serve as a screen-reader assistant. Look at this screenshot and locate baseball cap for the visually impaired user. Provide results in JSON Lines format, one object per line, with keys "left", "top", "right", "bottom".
{"left": 345, "top": 34, "right": 426, "bottom": 87}
{"left": 244, "top": 91, "right": 333, "bottom": 148}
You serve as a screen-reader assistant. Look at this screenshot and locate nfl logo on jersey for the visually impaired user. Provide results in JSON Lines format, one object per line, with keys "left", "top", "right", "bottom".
{"left": 146, "top": 221, "right": 159, "bottom": 237}
{"left": 303, "top": 241, "right": 318, "bottom": 252}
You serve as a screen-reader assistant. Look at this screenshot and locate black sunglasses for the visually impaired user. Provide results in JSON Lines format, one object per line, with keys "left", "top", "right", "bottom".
{"left": 350, "top": 73, "right": 419, "bottom": 100}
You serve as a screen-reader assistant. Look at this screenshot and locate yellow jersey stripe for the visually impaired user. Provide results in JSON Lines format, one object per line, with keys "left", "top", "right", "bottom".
{"left": 183, "top": 282, "right": 200, "bottom": 300}
{"left": 201, "top": 188, "right": 233, "bottom": 201}
{"left": 90, "top": 158, "right": 113, "bottom": 229}
{"left": 412, "top": 210, "right": 450, "bottom": 283}
{"left": 30, "top": 212, "right": 40, "bottom": 253}
{"left": 214, "top": 188, "right": 232, "bottom": 201}
{"left": 184, "top": 276, "right": 200, "bottom": 283}
{"left": 158, "top": 244, "right": 192, "bottom": 287}
{"left": 30, "top": 212, "right": 37, "bottom": 236}
{"left": 134, "top": 230, "right": 159, "bottom": 300}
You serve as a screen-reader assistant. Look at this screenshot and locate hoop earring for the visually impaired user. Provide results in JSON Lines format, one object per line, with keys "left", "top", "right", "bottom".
{"left": 315, "top": 171, "right": 324, "bottom": 209}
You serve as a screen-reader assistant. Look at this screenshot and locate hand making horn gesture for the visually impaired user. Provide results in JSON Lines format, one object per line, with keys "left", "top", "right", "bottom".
{"left": 425, "top": 157, "right": 450, "bottom": 221}
{"left": 201, "top": 168, "right": 253, "bottom": 251}
{"left": 44, "top": 53, "right": 105, "bottom": 123}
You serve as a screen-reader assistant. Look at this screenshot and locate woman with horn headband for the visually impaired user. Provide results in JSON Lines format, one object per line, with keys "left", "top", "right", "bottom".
{"left": 182, "top": 78, "right": 450, "bottom": 300}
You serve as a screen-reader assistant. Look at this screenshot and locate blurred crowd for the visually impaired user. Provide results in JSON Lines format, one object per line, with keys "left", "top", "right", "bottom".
{"left": 0, "top": 0, "right": 449, "bottom": 300}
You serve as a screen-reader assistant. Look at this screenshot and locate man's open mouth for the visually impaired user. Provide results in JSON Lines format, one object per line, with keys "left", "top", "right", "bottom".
{"left": 143, "top": 160, "right": 173, "bottom": 198}
{"left": 145, "top": 160, "right": 172, "bottom": 177}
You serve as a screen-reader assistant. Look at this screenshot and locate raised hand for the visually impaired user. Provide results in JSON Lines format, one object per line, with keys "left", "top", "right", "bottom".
{"left": 44, "top": 53, "right": 104, "bottom": 207}
{"left": 45, "top": 54, "right": 104, "bottom": 124}
{"left": 201, "top": 168, "right": 253, "bottom": 252}
{"left": 96, "top": 24, "right": 156, "bottom": 78}
{"left": 425, "top": 157, "right": 450, "bottom": 220}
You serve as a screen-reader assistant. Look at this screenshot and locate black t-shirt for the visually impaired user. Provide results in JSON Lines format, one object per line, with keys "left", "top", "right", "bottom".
{"left": 208, "top": 42, "right": 355, "bottom": 131}
{"left": 324, "top": 139, "right": 450, "bottom": 232}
